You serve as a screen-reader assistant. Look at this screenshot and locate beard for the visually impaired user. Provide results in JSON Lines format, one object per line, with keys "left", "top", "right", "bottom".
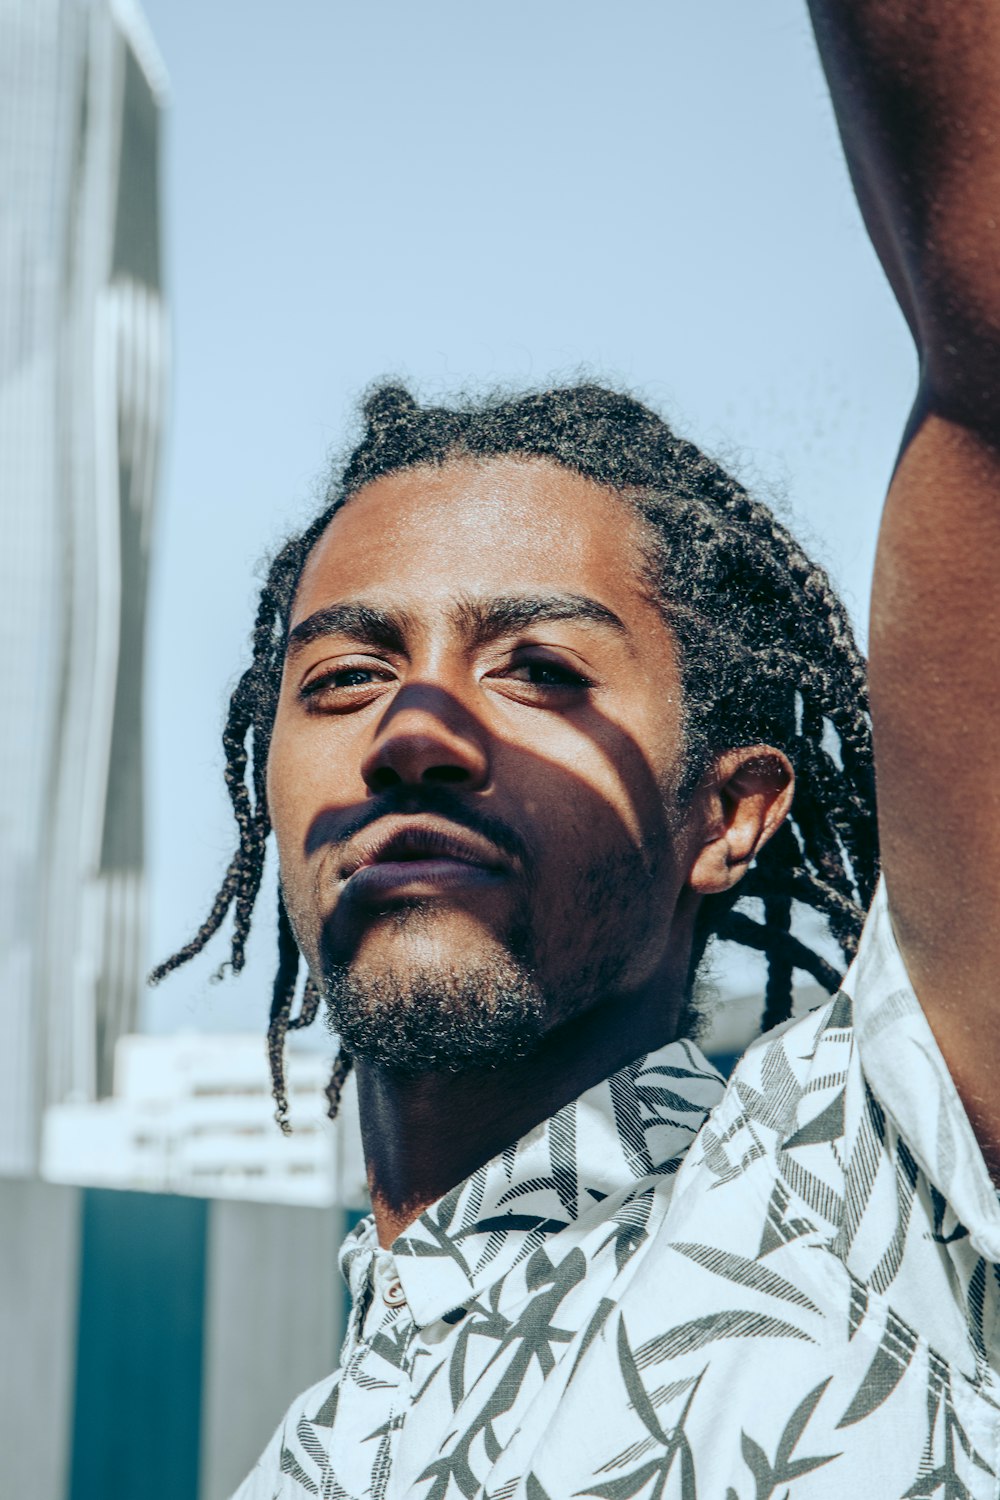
{"left": 302, "top": 784, "right": 678, "bottom": 1079}
{"left": 316, "top": 845, "right": 653, "bottom": 1078}
{"left": 320, "top": 938, "right": 549, "bottom": 1077}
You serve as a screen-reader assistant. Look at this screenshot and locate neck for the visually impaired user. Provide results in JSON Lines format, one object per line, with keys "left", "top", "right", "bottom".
{"left": 356, "top": 984, "right": 686, "bottom": 1248}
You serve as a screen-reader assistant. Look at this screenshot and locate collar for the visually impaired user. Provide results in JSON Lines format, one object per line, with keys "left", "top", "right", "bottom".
{"left": 341, "top": 1037, "right": 725, "bottom": 1329}
{"left": 849, "top": 877, "right": 1000, "bottom": 1262}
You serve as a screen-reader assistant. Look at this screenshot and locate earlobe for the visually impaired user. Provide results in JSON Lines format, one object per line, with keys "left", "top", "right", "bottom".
{"left": 685, "top": 747, "right": 795, "bottom": 897}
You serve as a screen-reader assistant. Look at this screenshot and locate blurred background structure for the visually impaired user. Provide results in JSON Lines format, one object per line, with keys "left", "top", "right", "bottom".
{"left": 1, "top": 4, "right": 356, "bottom": 1498}
{"left": 0, "top": 0, "right": 167, "bottom": 1175}
{"left": 2, "top": 1, "right": 918, "bottom": 1497}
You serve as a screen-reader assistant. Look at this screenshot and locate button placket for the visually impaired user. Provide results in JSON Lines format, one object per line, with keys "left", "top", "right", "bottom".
{"left": 383, "top": 1276, "right": 407, "bottom": 1308}
{"left": 373, "top": 1248, "right": 408, "bottom": 1312}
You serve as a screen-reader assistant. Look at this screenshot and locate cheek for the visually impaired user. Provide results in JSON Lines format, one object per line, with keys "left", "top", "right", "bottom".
{"left": 266, "top": 728, "right": 328, "bottom": 965}
{"left": 264, "top": 718, "right": 298, "bottom": 843}
{"left": 524, "top": 765, "right": 671, "bottom": 894}
{"left": 265, "top": 715, "right": 331, "bottom": 875}
{"left": 264, "top": 744, "right": 299, "bottom": 905}
{"left": 266, "top": 705, "right": 356, "bottom": 830}
{"left": 515, "top": 717, "right": 686, "bottom": 910}
{"left": 541, "top": 717, "right": 681, "bottom": 853}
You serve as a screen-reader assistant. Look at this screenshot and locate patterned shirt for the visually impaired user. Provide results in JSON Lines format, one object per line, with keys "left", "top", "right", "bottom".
{"left": 233, "top": 882, "right": 1000, "bottom": 1499}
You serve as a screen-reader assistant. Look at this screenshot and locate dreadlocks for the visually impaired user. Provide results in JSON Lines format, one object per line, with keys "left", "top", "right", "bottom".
{"left": 150, "top": 382, "right": 878, "bottom": 1131}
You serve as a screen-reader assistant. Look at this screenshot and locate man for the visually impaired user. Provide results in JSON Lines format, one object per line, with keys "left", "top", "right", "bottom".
{"left": 153, "top": 1, "right": 1000, "bottom": 1494}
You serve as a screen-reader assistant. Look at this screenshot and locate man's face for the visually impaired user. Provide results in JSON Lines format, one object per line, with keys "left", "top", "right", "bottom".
{"left": 267, "top": 457, "right": 703, "bottom": 1072}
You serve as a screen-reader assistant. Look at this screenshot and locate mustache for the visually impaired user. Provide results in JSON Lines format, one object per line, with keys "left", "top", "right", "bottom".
{"left": 304, "top": 785, "right": 532, "bottom": 869}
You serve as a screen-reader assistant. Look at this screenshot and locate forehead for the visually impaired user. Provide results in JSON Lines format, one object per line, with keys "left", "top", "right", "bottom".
{"left": 291, "top": 457, "right": 653, "bottom": 627}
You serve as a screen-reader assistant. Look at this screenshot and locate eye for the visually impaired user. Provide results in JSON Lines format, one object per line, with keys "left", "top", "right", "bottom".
{"left": 506, "top": 659, "right": 589, "bottom": 687}
{"left": 488, "top": 652, "right": 593, "bottom": 704}
{"left": 299, "top": 660, "right": 394, "bottom": 711}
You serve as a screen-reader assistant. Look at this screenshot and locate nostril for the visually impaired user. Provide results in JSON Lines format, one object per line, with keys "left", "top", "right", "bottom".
{"left": 369, "top": 765, "right": 403, "bottom": 793}
{"left": 424, "top": 766, "right": 470, "bottom": 784}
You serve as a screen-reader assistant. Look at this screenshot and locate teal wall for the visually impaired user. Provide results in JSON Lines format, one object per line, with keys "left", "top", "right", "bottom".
{"left": 69, "top": 1189, "right": 207, "bottom": 1500}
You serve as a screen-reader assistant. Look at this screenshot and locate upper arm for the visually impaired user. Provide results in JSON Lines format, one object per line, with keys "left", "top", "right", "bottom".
{"left": 870, "top": 409, "right": 1000, "bottom": 1163}
{"left": 808, "top": 0, "right": 1000, "bottom": 1165}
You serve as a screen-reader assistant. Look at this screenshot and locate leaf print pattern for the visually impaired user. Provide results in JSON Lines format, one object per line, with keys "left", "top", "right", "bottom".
{"left": 668, "top": 1243, "right": 821, "bottom": 1314}
{"left": 833, "top": 1295, "right": 920, "bottom": 1432}
{"left": 232, "top": 883, "right": 1000, "bottom": 1500}
{"left": 737, "top": 1381, "right": 840, "bottom": 1499}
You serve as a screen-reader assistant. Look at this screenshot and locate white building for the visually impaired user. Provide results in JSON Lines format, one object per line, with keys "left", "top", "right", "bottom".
{"left": 0, "top": 0, "right": 168, "bottom": 1175}
{"left": 42, "top": 1032, "right": 368, "bottom": 1208}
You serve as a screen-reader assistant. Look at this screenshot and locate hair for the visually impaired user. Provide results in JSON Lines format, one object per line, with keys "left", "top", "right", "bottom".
{"left": 150, "top": 382, "right": 878, "bottom": 1131}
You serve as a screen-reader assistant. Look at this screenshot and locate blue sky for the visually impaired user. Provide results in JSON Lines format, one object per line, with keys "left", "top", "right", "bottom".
{"left": 139, "top": 1, "right": 915, "bottom": 1035}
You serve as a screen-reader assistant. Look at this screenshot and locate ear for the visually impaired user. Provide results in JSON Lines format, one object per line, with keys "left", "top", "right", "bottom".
{"left": 685, "top": 746, "right": 795, "bottom": 897}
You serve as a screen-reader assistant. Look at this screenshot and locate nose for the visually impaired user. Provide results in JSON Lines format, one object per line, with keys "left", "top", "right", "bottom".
{"left": 361, "top": 683, "right": 490, "bottom": 794}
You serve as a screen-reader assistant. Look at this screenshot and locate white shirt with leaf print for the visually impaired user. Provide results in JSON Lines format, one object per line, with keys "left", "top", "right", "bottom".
{"left": 233, "top": 881, "right": 1000, "bottom": 1500}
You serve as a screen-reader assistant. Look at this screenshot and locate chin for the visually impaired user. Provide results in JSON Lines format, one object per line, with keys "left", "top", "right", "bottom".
{"left": 324, "top": 896, "right": 528, "bottom": 981}
{"left": 318, "top": 931, "right": 549, "bottom": 1077}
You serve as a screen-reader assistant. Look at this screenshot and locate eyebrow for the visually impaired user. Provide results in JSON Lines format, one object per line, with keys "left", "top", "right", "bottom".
{"left": 285, "top": 592, "right": 628, "bottom": 660}
{"left": 286, "top": 602, "right": 413, "bottom": 658}
{"left": 455, "top": 593, "right": 628, "bottom": 646}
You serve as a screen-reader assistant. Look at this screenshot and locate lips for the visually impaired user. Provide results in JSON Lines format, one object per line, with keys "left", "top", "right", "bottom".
{"left": 339, "top": 817, "right": 512, "bottom": 894}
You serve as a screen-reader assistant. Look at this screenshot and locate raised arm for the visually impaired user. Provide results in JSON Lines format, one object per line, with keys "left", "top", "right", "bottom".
{"left": 809, "top": 1, "right": 1000, "bottom": 1169}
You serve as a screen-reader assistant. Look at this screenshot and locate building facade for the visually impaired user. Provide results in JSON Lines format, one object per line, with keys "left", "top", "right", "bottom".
{"left": 43, "top": 1031, "right": 368, "bottom": 1208}
{"left": 0, "top": 0, "right": 167, "bottom": 1175}
{"left": 0, "top": 14, "right": 365, "bottom": 1498}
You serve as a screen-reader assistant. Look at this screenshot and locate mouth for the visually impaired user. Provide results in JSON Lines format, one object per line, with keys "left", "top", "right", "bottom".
{"left": 339, "top": 818, "right": 512, "bottom": 900}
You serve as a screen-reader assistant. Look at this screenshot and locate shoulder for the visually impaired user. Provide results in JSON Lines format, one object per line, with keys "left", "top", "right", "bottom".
{"left": 659, "top": 875, "right": 1000, "bottom": 1295}
{"left": 678, "top": 990, "right": 859, "bottom": 1224}
{"left": 850, "top": 880, "right": 1000, "bottom": 1260}
{"left": 549, "top": 998, "right": 864, "bottom": 1377}
{"left": 228, "top": 1369, "right": 341, "bottom": 1500}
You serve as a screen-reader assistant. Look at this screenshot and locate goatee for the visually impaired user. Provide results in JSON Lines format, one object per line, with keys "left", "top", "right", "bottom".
{"left": 321, "top": 949, "right": 549, "bottom": 1076}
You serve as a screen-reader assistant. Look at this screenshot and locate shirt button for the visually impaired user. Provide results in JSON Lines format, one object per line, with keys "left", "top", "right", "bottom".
{"left": 383, "top": 1277, "right": 406, "bottom": 1308}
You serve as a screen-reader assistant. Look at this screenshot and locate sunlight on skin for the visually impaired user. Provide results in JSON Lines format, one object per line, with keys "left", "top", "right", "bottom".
{"left": 267, "top": 458, "right": 793, "bottom": 1241}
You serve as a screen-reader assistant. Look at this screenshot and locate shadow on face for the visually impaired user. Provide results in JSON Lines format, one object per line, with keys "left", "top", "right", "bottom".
{"left": 265, "top": 457, "right": 785, "bottom": 1071}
